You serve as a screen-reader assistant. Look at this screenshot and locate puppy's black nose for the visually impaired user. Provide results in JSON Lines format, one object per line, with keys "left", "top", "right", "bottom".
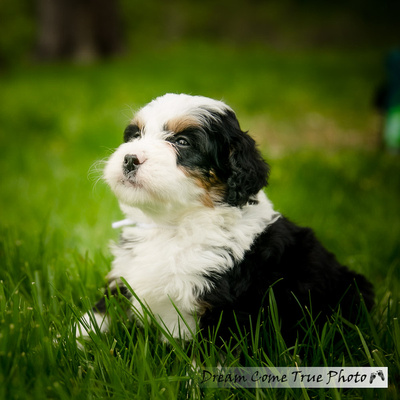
{"left": 123, "top": 154, "right": 141, "bottom": 173}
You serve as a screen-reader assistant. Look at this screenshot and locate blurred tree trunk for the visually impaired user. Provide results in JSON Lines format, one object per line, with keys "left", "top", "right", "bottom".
{"left": 36, "top": 0, "right": 124, "bottom": 62}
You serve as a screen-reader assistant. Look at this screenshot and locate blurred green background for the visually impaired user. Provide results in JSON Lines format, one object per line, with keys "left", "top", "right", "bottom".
{"left": 1, "top": 0, "right": 399, "bottom": 249}
{"left": 1, "top": 1, "right": 400, "bottom": 398}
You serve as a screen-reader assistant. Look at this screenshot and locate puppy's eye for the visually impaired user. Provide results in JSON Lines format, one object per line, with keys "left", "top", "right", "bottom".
{"left": 124, "top": 124, "right": 141, "bottom": 142}
{"left": 176, "top": 137, "right": 190, "bottom": 147}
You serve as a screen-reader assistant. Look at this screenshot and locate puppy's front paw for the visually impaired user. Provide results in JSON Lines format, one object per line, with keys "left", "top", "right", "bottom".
{"left": 75, "top": 311, "right": 109, "bottom": 348}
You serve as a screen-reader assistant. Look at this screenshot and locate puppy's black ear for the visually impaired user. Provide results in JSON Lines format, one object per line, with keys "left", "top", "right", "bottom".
{"left": 210, "top": 109, "right": 269, "bottom": 207}
{"left": 226, "top": 126, "right": 270, "bottom": 207}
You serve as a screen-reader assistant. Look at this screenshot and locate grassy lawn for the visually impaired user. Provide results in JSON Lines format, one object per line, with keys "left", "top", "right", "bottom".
{"left": 0, "top": 43, "right": 399, "bottom": 399}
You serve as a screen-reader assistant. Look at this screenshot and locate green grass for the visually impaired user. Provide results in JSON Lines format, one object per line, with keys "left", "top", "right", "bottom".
{"left": 1, "top": 43, "right": 399, "bottom": 399}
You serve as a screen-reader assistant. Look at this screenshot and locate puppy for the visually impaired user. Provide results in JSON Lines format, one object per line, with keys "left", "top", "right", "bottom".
{"left": 76, "top": 93, "right": 374, "bottom": 346}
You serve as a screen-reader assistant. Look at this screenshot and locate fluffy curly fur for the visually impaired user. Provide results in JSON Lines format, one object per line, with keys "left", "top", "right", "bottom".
{"left": 76, "top": 93, "right": 374, "bottom": 345}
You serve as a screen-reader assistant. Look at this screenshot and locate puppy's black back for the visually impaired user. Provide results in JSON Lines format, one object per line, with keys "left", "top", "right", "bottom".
{"left": 199, "top": 217, "right": 374, "bottom": 345}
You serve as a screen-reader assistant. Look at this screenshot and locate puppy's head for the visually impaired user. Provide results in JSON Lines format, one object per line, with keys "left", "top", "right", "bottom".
{"left": 104, "top": 94, "right": 269, "bottom": 213}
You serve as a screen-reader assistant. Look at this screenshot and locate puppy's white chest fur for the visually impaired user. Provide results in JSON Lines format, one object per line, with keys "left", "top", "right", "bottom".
{"left": 108, "top": 192, "right": 277, "bottom": 339}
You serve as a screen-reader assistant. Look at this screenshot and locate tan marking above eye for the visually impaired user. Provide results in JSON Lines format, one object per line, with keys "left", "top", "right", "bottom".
{"left": 165, "top": 116, "right": 201, "bottom": 134}
{"left": 131, "top": 118, "right": 145, "bottom": 132}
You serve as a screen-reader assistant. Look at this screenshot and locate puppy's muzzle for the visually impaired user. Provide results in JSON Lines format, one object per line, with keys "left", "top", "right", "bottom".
{"left": 123, "top": 154, "right": 142, "bottom": 176}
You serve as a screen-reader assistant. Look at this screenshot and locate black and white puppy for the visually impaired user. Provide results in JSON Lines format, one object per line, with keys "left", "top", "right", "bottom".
{"left": 77, "top": 93, "right": 374, "bottom": 345}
